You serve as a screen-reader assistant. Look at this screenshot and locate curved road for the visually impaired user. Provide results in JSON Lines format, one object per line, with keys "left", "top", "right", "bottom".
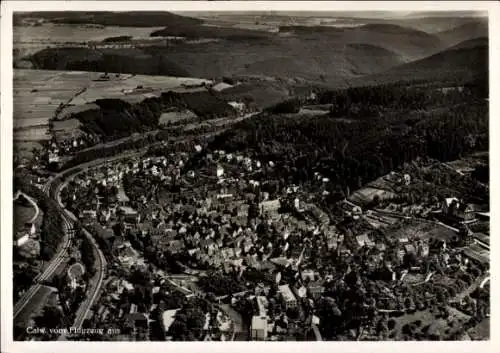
{"left": 14, "top": 181, "right": 74, "bottom": 321}
{"left": 15, "top": 153, "right": 139, "bottom": 326}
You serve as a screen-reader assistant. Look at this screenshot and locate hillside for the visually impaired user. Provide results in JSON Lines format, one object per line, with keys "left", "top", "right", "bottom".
{"left": 279, "top": 23, "right": 443, "bottom": 60}
{"left": 24, "top": 34, "right": 407, "bottom": 85}
{"left": 206, "top": 81, "right": 488, "bottom": 200}
{"left": 358, "top": 39, "right": 488, "bottom": 86}
{"left": 436, "top": 20, "right": 488, "bottom": 47}
{"left": 392, "top": 15, "right": 486, "bottom": 33}
{"left": 448, "top": 37, "right": 488, "bottom": 50}
{"left": 16, "top": 12, "right": 488, "bottom": 88}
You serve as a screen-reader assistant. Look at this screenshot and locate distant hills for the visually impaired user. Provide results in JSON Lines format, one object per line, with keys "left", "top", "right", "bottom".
{"left": 13, "top": 11, "right": 202, "bottom": 27}
{"left": 279, "top": 23, "right": 442, "bottom": 60}
{"left": 359, "top": 38, "right": 488, "bottom": 86}
{"left": 436, "top": 20, "right": 488, "bottom": 47}
{"left": 14, "top": 11, "right": 488, "bottom": 88}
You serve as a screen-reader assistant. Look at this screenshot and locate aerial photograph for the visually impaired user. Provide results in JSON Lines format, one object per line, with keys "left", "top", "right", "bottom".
{"left": 11, "top": 9, "right": 489, "bottom": 342}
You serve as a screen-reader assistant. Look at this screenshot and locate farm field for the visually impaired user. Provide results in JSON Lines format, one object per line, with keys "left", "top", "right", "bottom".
{"left": 13, "top": 69, "right": 212, "bottom": 160}
{"left": 14, "top": 24, "right": 164, "bottom": 57}
{"left": 348, "top": 173, "right": 399, "bottom": 206}
{"left": 52, "top": 119, "right": 85, "bottom": 143}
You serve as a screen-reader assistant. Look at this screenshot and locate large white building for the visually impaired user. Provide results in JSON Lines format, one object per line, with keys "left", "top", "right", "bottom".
{"left": 278, "top": 284, "right": 297, "bottom": 308}
{"left": 15, "top": 233, "right": 29, "bottom": 247}
{"left": 251, "top": 315, "right": 268, "bottom": 341}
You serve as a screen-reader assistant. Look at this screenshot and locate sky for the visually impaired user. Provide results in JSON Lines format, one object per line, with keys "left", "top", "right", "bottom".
{"left": 177, "top": 10, "right": 487, "bottom": 19}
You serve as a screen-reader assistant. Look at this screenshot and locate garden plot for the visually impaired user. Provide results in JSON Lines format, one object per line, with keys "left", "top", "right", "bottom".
{"left": 159, "top": 110, "right": 198, "bottom": 126}
{"left": 388, "top": 308, "right": 468, "bottom": 340}
{"left": 349, "top": 187, "right": 397, "bottom": 206}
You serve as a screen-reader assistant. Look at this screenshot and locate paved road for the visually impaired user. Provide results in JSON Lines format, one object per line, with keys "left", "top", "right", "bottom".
{"left": 71, "top": 228, "right": 107, "bottom": 329}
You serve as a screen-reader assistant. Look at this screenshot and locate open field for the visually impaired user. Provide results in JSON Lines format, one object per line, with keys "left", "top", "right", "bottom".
{"left": 14, "top": 24, "right": 164, "bottom": 58}
{"left": 14, "top": 69, "right": 213, "bottom": 159}
{"left": 13, "top": 203, "right": 36, "bottom": 235}
{"left": 383, "top": 221, "right": 456, "bottom": 243}
{"left": 52, "top": 118, "right": 85, "bottom": 143}
{"left": 349, "top": 187, "right": 397, "bottom": 206}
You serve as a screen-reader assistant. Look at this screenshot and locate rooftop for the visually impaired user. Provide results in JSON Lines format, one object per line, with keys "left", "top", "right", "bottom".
{"left": 278, "top": 284, "right": 296, "bottom": 302}
{"left": 162, "top": 309, "right": 180, "bottom": 332}
{"left": 251, "top": 315, "right": 268, "bottom": 330}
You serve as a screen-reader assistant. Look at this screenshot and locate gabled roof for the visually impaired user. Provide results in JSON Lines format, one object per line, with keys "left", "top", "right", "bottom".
{"left": 68, "top": 262, "right": 85, "bottom": 280}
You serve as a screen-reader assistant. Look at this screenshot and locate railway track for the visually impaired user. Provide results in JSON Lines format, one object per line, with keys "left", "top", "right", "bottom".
{"left": 14, "top": 179, "right": 74, "bottom": 320}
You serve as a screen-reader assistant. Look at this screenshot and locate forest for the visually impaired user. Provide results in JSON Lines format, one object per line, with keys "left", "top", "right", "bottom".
{"left": 207, "top": 79, "right": 488, "bottom": 197}
{"left": 13, "top": 11, "right": 203, "bottom": 27}
{"left": 66, "top": 91, "right": 236, "bottom": 142}
{"left": 26, "top": 47, "right": 191, "bottom": 78}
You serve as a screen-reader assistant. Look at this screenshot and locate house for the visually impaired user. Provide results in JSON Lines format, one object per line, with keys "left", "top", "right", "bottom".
{"left": 443, "top": 198, "right": 475, "bottom": 222}
{"left": 251, "top": 316, "right": 268, "bottom": 341}
{"left": 216, "top": 165, "right": 224, "bottom": 178}
{"left": 15, "top": 233, "right": 30, "bottom": 247}
{"left": 301, "top": 269, "right": 315, "bottom": 282}
{"left": 278, "top": 284, "right": 297, "bottom": 308}
{"left": 260, "top": 200, "right": 281, "bottom": 215}
{"left": 228, "top": 101, "right": 246, "bottom": 114}
{"left": 307, "top": 281, "right": 325, "bottom": 299}
{"left": 26, "top": 223, "right": 36, "bottom": 236}
{"left": 404, "top": 244, "right": 417, "bottom": 256}
{"left": 67, "top": 262, "right": 85, "bottom": 290}
{"left": 356, "top": 233, "right": 375, "bottom": 248}
{"left": 162, "top": 309, "right": 180, "bottom": 333}
{"left": 292, "top": 285, "right": 307, "bottom": 299}
{"left": 120, "top": 206, "right": 141, "bottom": 225}
{"left": 81, "top": 209, "right": 97, "bottom": 220}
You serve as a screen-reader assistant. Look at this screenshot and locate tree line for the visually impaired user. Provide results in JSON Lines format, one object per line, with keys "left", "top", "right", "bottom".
{"left": 65, "top": 91, "right": 236, "bottom": 143}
